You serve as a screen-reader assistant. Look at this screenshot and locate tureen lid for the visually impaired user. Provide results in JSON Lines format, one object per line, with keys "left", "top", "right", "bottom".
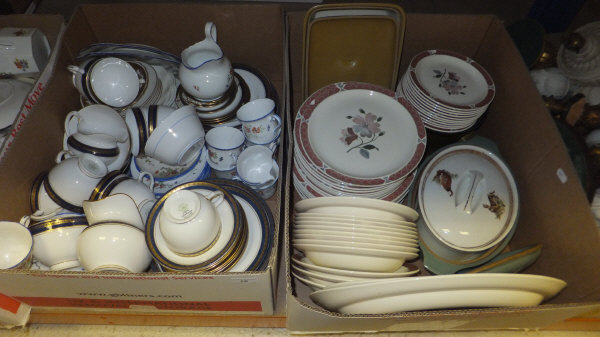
{"left": 417, "top": 144, "right": 519, "bottom": 252}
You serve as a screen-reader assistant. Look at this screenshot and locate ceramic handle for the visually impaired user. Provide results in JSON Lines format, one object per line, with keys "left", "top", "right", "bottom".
{"left": 204, "top": 22, "right": 217, "bottom": 42}
{"left": 67, "top": 65, "right": 85, "bottom": 75}
{"left": 137, "top": 171, "right": 155, "bottom": 191}
{"left": 205, "top": 190, "right": 224, "bottom": 208}
{"left": 454, "top": 170, "right": 485, "bottom": 214}
{"left": 55, "top": 149, "right": 74, "bottom": 163}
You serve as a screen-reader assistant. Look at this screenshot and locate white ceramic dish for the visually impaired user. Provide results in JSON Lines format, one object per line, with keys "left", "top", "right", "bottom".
{"left": 292, "top": 227, "right": 418, "bottom": 242}
{"left": 295, "top": 82, "right": 426, "bottom": 186}
{"left": 294, "top": 242, "right": 418, "bottom": 272}
{"left": 417, "top": 144, "right": 519, "bottom": 252}
{"left": 293, "top": 238, "right": 420, "bottom": 254}
{"left": 294, "top": 212, "right": 417, "bottom": 227}
{"left": 309, "top": 273, "right": 566, "bottom": 314}
{"left": 293, "top": 232, "right": 418, "bottom": 247}
{"left": 0, "top": 79, "right": 33, "bottom": 129}
{"left": 294, "top": 216, "right": 416, "bottom": 232}
{"left": 293, "top": 220, "right": 418, "bottom": 236}
{"left": 294, "top": 195, "right": 419, "bottom": 222}
{"left": 291, "top": 255, "right": 419, "bottom": 278}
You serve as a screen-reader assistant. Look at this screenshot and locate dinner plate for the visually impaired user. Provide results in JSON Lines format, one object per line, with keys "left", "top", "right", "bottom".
{"left": 292, "top": 228, "right": 418, "bottom": 242}
{"left": 309, "top": 273, "right": 567, "bottom": 314}
{"left": 408, "top": 49, "right": 495, "bottom": 109}
{"left": 291, "top": 255, "right": 419, "bottom": 278}
{"left": 293, "top": 219, "right": 418, "bottom": 236}
{"left": 145, "top": 181, "right": 245, "bottom": 271}
{"left": 294, "top": 195, "right": 419, "bottom": 222}
{"left": 294, "top": 214, "right": 416, "bottom": 230}
{"left": 208, "top": 178, "right": 274, "bottom": 272}
{"left": 293, "top": 233, "right": 418, "bottom": 247}
{"left": 293, "top": 239, "right": 420, "bottom": 253}
{"left": 294, "top": 212, "right": 417, "bottom": 227}
{"left": 295, "top": 82, "right": 426, "bottom": 186}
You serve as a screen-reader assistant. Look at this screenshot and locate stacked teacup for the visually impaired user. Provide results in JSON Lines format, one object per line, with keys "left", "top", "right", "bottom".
{"left": 291, "top": 196, "right": 421, "bottom": 291}
{"left": 124, "top": 104, "right": 211, "bottom": 196}
{"left": 237, "top": 98, "right": 282, "bottom": 153}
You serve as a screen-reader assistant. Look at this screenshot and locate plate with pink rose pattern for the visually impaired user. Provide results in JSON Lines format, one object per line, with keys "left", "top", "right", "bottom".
{"left": 294, "top": 82, "right": 426, "bottom": 187}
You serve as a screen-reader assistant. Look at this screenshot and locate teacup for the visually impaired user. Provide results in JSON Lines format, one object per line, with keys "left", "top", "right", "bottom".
{"left": 88, "top": 57, "right": 140, "bottom": 108}
{"left": 235, "top": 145, "right": 278, "bottom": 186}
{"left": 247, "top": 167, "right": 279, "bottom": 200}
{"left": 63, "top": 132, "right": 120, "bottom": 166}
{"left": 0, "top": 221, "right": 33, "bottom": 269}
{"left": 0, "top": 27, "right": 50, "bottom": 75}
{"left": 244, "top": 133, "right": 281, "bottom": 153}
{"left": 27, "top": 216, "right": 88, "bottom": 271}
{"left": 47, "top": 153, "right": 109, "bottom": 211}
{"left": 144, "top": 105, "right": 206, "bottom": 166}
{"left": 77, "top": 222, "right": 152, "bottom": 273}
{"left": 205, "top": 125, "right": 245, "bottom": 171}
{"left": 159, "top": 189, "right": 224, "bottom": 255}
{"left": 83, "top": 193, "right": 145, "bottom": 230}
{"left": 30, "top": 172, "right": 62, "bottom": 215}
{"left": 237, "top": 98, "right": 281, "bottom": 143}
{"left": 123, "top": 105, "right": 175, "bottom": 156}
{"left": 64, "top": 104, "right": 129, "bottom": 143}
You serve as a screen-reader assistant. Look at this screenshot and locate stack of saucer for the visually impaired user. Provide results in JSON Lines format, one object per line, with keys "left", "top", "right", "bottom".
{"left": 291, "top": 196, "right": 420, "bottom": 291}
{"left": 397, "top": 49, "right": 495, "bottom": 134}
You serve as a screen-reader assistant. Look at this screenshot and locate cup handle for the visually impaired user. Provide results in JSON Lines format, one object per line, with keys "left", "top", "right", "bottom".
{"left": 205, "top": 22, "right": 217, "bottom": 42}
{"left": 55, "top": 149, "right": 73, "bottom": 163}
{"left": 138, "top": 171, "right": 155, "bottom": 191}
{"left": 205, "top": 190, "right": 224, "bottom": 208}
{"left": 64, "top": 110, "right": 79, "bottom": 136}
{"left": 270, "top": 114, "right": 282, "bottom": 135}
{"left": 67, "top": 65, "right": 85, "bottom": 75}
{"left": 19, "top": 215, "right": 31, "bottom": 228}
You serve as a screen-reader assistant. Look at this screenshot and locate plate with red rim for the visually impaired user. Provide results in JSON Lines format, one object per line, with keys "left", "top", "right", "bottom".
{"left": 294, "top": 81, "right": 426, "bottom": 187}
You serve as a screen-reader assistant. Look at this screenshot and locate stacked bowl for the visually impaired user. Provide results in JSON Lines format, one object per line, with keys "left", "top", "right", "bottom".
{"left": 291, "top": 196, "right": 420, "bottom": 290}
{"left": 396, "top": 49, "right": 495, "bottom": 134}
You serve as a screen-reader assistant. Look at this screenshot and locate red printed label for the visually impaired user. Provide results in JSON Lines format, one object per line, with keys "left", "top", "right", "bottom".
{"left": 0, "top": 293, "right": 22, "bottom": 314}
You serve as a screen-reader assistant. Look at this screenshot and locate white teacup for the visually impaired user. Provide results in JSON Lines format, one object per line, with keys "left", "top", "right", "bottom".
{"left": 83, "top": 193, "right": 145, "bottom": 230}
{"left": 235, "top": 145, "right": 278, "bottom": 186}
{"left": 159, "top": 189, "right": 224, "bottom": 255}
{"left": 27, "top": 216, "right": 88, "bottom": 271}
{"left": 205, "top": 125, "right": 245, "bottom": 171}
{"left": 63, "top": 132, "right": 120, "bottom": 166}
{"left": 0, "top": 27, "right": 50, "bottom": 75}
{"left": 123, "top": 105, "right": 175, "bottom": 156}
{"left": 237, "top": 98, "right": 281, "bottom": 143}
{"left": 144, "top": 105, "right": 205, "bottom": 166}
{"left": 244, "top": 133, "right": 281, "bottom": 153}
{"left": 0, "top": 221, "right": 33, "bottom": 269}
{"left": 64, "top": 104, "right": 129, "bottom": 143}
{"left": 88, "top": 57, "right": 140, "bottom": 108}
{"left": 48, "top": 153, "right": 108, "bottom": 210}
{"left": 77, "top": 222, "right": 152, "bottom": 273}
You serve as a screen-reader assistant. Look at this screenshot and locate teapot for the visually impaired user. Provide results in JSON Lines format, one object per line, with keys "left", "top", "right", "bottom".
{"left": 179, "top": 22, "right": 234, "bottom": 101}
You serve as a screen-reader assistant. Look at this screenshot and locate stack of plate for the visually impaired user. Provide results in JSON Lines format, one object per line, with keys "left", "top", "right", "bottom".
{"left": 145, "top": 180, "right": 275, "bottom": 273}
{"left": 293, "top": 82, "right": 427, "bottom": 202}
{"left": 397, "top": 49, "right": 495, "bottom": 134}
{"left": 291, "top": 196, "right": 421, "bottom": 291}
{"left": 308, "top": 273, "right": 567, "bottom": 314}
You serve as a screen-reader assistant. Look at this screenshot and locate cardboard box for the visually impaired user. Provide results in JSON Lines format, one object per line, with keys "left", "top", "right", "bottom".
{"left": 284, "top": 11, "right": 600, "bottom": 333}
{"left": 0, "top": 14, "right": 65, "bottom": 161}
{"left": 0, "top": 3, "right": 287, "bottom": 323}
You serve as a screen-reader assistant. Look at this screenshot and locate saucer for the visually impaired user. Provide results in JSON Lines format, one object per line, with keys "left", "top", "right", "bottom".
{"left": 146, "top": 181, "right": 245, "bottom": 271}
{"left": 208, "top": 178, "right": 274, "bottom": 272}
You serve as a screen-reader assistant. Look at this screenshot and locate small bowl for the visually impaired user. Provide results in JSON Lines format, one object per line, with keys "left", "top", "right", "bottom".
{"left": 0, "top": 221, "right": 33, "bottom": 269}
{"left": 235, "top": 145, "right": 278, "bottom": 186}
{"left": 89, "top": 57, "right": 140, "bottom": 108}
{"left": 293, "top": 242, "right": 414, "bottom": 273}
{"left": 28, "top": 216, "right": 88, "bottom": 271}
{"left": 77, "top": 222, "right": 152, "bottom": 273}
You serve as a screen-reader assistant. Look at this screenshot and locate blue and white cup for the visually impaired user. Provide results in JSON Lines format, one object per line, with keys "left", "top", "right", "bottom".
{"left": 205, "top": 126, "right": 245, "bottom": 171}
{"left": 237, "top": 98, "right": 281, "bottom": 144}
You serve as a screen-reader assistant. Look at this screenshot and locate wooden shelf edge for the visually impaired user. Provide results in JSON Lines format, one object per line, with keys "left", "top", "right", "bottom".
{"left": 28, "top": 310, "right": 287, "bottom": 328}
